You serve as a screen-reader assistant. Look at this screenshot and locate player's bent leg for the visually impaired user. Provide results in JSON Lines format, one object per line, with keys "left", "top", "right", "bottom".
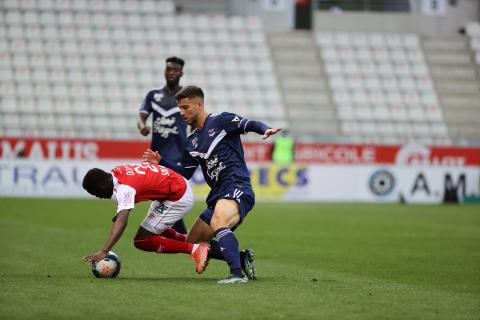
{"left": 172, "top": 180, "right": 194, "bottom": 235}
{"left": 210, "top": 199, "right": 241, "bottom": 230}
{"left": 172, "top": 219, "right": 188, "bottom": 234}
{"left": 134, "top": 232, "right": 209, "bottom": 273}
{"left": 133, "top": 226, "right": 203, "bottom": 256}
{"left": 134, "top": 226, "right": 156, "bottom": 239}
{"left": 161, "top": 228, "right": 187, "bottom": 241}
{"left": 210, "top": 199, "right": 246, "bottom": 283}
{"left": 186, "top": 217, "right": 215, "bottom": 243}
{"left": 139, "top": 184, "right": 193, "bottom": 242}
{"left": 133, "top": 226, "right": 210, "bottom": 272}
{"left": 134, "top": 232, "right": 192, "bottom": 254}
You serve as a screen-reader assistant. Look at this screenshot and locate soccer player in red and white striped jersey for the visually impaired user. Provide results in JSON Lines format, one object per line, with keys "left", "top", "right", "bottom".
{"left": 81, "top": 163, "right": 208, "bottom": 274}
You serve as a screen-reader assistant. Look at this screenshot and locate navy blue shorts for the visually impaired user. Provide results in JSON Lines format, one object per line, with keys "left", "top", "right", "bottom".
{"left": 199, "top": 187, "right": 255, "bottom": 230}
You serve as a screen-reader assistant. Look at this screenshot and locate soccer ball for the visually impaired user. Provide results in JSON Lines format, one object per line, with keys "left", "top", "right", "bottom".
{"left": 91, "top": 251, "right": 121, "bottom": 278}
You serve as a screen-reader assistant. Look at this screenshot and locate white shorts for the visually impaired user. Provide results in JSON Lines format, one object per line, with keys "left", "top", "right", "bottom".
{"left": 140, "top": 179, "right": 194, "bottom": 234}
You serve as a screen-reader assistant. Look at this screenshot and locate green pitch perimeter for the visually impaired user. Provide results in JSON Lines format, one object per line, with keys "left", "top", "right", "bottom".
{"left": 0, "top": 199, "right": 479, "bottom": 320}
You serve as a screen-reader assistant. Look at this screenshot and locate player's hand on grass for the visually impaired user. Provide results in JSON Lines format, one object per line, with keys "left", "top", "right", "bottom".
{"left": 142, "top": 149, "right": 161, "bottom": 164}
{"left": 139, "top": 126, "right": 151, "bottom": 136}
{"left": 82, "top": 250, "right": 107, "bottom": 263}
{"left": 262, "top": 128, "right": 282, "bottom": 140}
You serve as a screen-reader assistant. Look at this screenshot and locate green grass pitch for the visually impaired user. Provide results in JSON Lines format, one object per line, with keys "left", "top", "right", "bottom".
{"left": 0, "top": 198, "right": 479, "bottom": 320}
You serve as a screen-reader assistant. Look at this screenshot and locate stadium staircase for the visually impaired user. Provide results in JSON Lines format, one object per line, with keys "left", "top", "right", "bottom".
{"left": 422, "top": 35, "right": 480, "bottom": 144}
{"left": 314, "top": 31, "right": 455, "bottom": 145}
{"left": 268, "top": 31, "right": 339, "bottom": 139}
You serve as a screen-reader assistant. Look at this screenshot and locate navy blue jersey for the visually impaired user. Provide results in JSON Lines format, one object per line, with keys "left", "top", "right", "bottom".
{"left": 160, "top": 112, "right": 270, "bottom": 207}
{"left": 139, "top": 86, "right": 188, "bottom": 164}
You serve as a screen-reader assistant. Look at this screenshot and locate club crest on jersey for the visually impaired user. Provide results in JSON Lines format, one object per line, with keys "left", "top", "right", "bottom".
{"left": 231, "top": 116, "right": 240, "bottom": 122}
{"left": 153, "top": 92, "right": 164, "bottom": 102}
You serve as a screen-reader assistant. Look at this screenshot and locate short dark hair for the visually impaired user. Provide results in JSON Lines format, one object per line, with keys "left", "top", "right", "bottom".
{"left": 166, "top": 56, "right": 185, "bottom": 68}
{"left": 175, "top": 85, "right": 204, "bottom": 101}
{"left": 82, "top": 168, "right": 112, "bottom": 197}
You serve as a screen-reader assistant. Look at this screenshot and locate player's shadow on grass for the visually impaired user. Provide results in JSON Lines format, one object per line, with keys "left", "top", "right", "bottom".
{"left": 116, "top": 276, "right": 217, "bottom": 283}
{"left": 117, "top": 276, "right": 270, "bottom": 283}
{"left": 120, "top": 276, "right": 274, "bottom": 283}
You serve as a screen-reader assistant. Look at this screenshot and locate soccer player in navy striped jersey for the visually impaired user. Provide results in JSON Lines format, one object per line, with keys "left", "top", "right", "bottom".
{"left": 143, "top": 85, "right": 281, "bottom": 284}
{"left": 137, "top": 56, "right": 188, "bottom": 234}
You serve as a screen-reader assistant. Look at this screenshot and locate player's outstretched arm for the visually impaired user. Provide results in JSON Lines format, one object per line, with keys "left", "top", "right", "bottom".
{"left": 262, "top": 128, "right": 282, "bottom": 140}
{"left": 240, "top": 117, "right": 281, "bottom": 139}
{"left": 142, "top": 149, "right": 161, "bottom": 164}
{"left": 82, "top": 210, "right": 129, "bottom": 262}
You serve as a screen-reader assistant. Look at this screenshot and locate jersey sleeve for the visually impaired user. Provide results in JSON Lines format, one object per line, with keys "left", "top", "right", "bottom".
{"left": 139, "top": 91, "right": 153, "bottom": 115}
{"left": 220, "top": 112, "right": 249, "bottom": 135}
{"left": 220, "top": 112, "right": 270, "bottom": 135}
{"left": 160, "top": 150, "right": 198, "bottom": 179}
{"left": 113, "top": 184, "right": 137, "bottom": 213}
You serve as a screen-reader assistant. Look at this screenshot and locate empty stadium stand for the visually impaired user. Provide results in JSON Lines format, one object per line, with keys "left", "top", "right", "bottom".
{"left": 1, "top": 0, "right": 479, "bottom": 145}
{"left": 314, "top": 31, "right": 451, "bottom": 145}
{"left": 0, "top": 0, "right": 286, "bottom": 140}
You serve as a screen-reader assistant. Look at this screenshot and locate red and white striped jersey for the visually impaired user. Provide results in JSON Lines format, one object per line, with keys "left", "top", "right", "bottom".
{"left": 111, "top": 163, "right": 186, "bottom": 212}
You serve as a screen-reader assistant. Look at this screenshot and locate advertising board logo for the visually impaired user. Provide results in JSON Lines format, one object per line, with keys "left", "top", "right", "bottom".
{"left": 395, "top": 143, "right": 430, "bottom": 165}
{"left": 395, "top": 143, "right": 466, "bottom": 166}
{"left": 369, "top": 169, "right": 395, "bottom": 196}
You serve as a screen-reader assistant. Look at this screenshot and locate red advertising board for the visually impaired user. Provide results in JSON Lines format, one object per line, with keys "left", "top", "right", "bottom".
{"left": 0, "top": 138, "right": 273, "bottom": 162}
{"left": 295, "top": 143, "right": 480, "bottom": 166}
{"left": 1, "top": 138, "right": 479, "bottom": 166}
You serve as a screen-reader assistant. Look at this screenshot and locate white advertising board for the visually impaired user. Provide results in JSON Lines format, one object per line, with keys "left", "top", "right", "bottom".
{"left": 0, "top": 160, "right": 126, "bottom": 198}
{"left": 0, "top": 160, "right": 478, "bottom": 204}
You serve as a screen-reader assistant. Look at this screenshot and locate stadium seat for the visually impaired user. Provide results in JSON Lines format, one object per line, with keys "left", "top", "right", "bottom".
{"left": 337, "top": 104, "right": 355, "bottom": 120}
{"left": 372, "top": 106, "right": 390, "bottom": 121}
{"left": 3, "top": 0, "right": 19, "bottom": 9}
{"left": 315, "top": 32, "right": 333, "bottom": 46}
{"left": 403, "top": 91, "right": 421, "bottom": 105}
{"left": 23, "top": 11, "right": 41, "bottom": 26}
{"left": 35, "top": 97, "right": 54, "bottom": 114}
{"left": 365, "top": 76, "right": 381, "bottom": 90}
{"left": 330, "top": 76, "right": 347, "bottom": 90}
{"left": 6, "top": 11, "right": 22, "bottom": 26}
{"left": 368, "top": 33, "right": 385, "bottom": 48}
{"left": 21, "top": 114, "right": 39, "bottom": 128}
{"left": 3, "top": 114, "right": 22, "bottom": 131}
{"left": 0, "top": 68, "right": 14, "bottom": 82}
{"left": 7, "top": 25, "right": 24, "bottom": 39}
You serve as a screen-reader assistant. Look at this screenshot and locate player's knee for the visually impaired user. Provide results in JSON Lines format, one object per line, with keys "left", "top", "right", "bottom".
{"left": 133, "top": 237, "right": 148, "bottom": 251}
{"left": 133, "top": 238, "right": 142, "bottom": 249}
{"left": 210, "top": 215, "right": 224, "bottom": 230}
{"left": 211, "top": 214, "right": 236, "bottom": 231}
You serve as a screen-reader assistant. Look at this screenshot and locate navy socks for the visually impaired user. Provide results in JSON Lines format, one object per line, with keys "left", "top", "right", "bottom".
{"left": 215, "top": 228, "right": 242, "bottom": 276}
{"left": 208, "top": 240, "right": 225, "bottom": 261}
